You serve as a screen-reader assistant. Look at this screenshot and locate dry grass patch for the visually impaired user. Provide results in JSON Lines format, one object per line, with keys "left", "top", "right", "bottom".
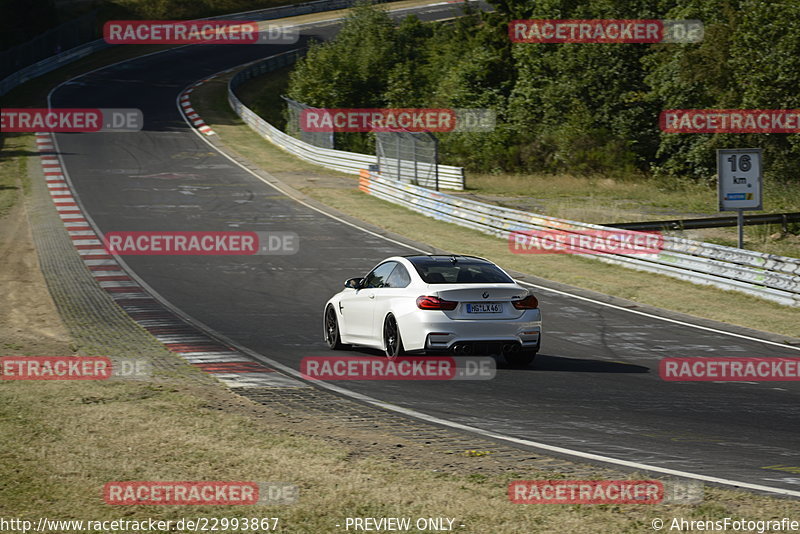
{"left": 2, "top": 379, "right": 799, "bottom": 533}
{"left": 465, "top": 173, "right": 800, "bottom": 258}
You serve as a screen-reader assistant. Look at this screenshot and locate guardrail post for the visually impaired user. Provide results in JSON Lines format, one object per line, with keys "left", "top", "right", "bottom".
{"left": 434, "top": 136, "right": 439, "bottom": 192}
{"left": 737, "top": 209, "right": 744, "bottom": 249}
{"left": 396, "top": 135, "right": 402, "bottom": 182}
{"left": 413, "top": 137, "right": 418, "bottom": 186}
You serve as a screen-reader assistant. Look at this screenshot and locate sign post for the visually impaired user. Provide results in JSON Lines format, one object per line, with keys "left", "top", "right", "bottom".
{"left": 717, "top": 148, "right": 763, "bottom": 249}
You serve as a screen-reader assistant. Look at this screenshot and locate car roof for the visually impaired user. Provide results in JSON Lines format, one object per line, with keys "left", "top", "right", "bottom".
{"left": 401, "top": 254, "right": 492, "bottom": 263}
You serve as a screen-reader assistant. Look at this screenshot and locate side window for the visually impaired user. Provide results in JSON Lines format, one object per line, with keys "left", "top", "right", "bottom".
{"left": 385, "top": 264, "right": 411, "bottom": 288}
{"left": 363, "top": 262, "right": 397, "bottom": 289}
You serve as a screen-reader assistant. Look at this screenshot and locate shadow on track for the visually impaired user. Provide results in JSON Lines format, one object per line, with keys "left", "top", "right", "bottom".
{"left": 337, "top": 348, "right": 649, "bottom": 374}
{"left": 518, "top": 353, "right": 649, "bottom": 373}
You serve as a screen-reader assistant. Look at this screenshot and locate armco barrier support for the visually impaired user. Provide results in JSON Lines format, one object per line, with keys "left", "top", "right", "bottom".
{"left": 358, "top": 170, "right": 800, "bottom": 307}
{"left": 228, "top": 51, "right": 466, "bottom": 190}
{"left": 609, "top": 212, "right": 800, "bottom": 232}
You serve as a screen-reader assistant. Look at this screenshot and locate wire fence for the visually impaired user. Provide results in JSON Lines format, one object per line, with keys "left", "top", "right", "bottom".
{"left": 283, "top": 96, "right": 334, "bottom": 149}
{"left": 282, "top": 96, "right": 443, "bottom": 190}
{"left": 229, "top": 51, "right": 465, "bottom": 189}
{"left": 376, "top": 130, "right": 439, "bottom": 190}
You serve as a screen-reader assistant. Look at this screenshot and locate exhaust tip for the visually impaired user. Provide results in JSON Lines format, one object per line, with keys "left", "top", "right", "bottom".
{"left": 452, "top": 343, "right": 473, "bottom": 355}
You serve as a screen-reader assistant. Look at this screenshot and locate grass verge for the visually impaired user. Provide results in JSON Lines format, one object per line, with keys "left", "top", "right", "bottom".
{"left": 0, "top": 134, "right": 31, "bottom": 217}
{"left": 465, "top": 173, "right": 800, "bottom": 258}
{"left": 1, "top": 5, "right": 799, "bottom": 532}
{"left": 239, "top": 65, "right": 800, "bottom": 258}
{"left": 3, "top": 378, "right": 799, "bottom": 533}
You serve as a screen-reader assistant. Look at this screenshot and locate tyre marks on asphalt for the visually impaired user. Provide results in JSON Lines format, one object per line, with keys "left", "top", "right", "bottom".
{"left": 36, "top": 132, "right": 307, "bottom": 389}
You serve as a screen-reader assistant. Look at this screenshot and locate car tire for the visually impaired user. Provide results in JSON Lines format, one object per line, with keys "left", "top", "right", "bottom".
{"left": 324, "top": 305, "right": 348, "bottom": 350}
{"left": 383, "top": 314, "right": 404, "bottom": 360}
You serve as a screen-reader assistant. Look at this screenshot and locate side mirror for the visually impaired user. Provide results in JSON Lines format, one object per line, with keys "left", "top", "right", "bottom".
{"left": 344, "top": 277, "right": 363, "bottom": 289}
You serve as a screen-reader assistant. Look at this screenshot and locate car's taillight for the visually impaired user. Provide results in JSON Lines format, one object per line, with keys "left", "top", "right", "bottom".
{"left": 416, "top": 296, "right": 458, "bottom": 310}
{"left": 512, "top": 295, "right": 539, "bottom": 309}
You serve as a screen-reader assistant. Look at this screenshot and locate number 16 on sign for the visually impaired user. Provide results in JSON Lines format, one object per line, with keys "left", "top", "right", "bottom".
{"left": 717, "top": 148, "right": 763, "bottom": 249}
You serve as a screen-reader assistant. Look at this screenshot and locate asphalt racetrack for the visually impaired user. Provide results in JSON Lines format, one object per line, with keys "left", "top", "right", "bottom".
{"left": 48, "top": 2, "right": 800, "bottom": 497}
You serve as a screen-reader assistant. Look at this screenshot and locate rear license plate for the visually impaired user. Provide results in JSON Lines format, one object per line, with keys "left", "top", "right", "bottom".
{"left": 466, "top": 303, "right": 502, "bottom": 313}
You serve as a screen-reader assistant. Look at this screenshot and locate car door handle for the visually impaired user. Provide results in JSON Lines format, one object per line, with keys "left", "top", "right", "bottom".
{"left": 368, "top": 294, "right": 375, "bottom": 299}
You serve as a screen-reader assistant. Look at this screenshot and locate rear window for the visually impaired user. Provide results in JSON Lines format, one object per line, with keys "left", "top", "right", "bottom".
{"left": 408, "top": 257, "right": 513, "bottom": 284}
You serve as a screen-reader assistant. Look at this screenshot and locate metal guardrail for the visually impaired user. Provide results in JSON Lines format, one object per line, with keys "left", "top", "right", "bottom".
{"left": 228, "top": 51, "right": 466, "bottom": 190}
{"left": 18, "top": 3, "right": 793, "bottom": 306}
{"left": 0, "top": 10, "right": 99, "bottom": 80}
{"left": 358, "top": 171, "right": 800, "bottom": 307}
{"left": 608, "top": 212, "right": 800, "bottom": 232}
{"left": 0, "top": 39, "right": 111, "bottom": 96}
{"left": 213, "top": 0, "right": 398, "bottom": 21}
{"left": 0, "top": 0, "right": 402, "bottom": 97}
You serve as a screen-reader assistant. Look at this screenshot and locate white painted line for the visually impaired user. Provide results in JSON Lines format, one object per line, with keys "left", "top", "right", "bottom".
{"left": 98, "top": 281, "right": 141, "bottom": 288}
{"left": 169, "top": 70, "right": 800, "bottom": 497}
{"left": 92, "top": 271, "right": 127, "bottom": 278}
{"left": 214, "top": 372, "right": 308, "bottom": 388}
{"left": 517, "top": 280, "right": 800, "bottom": 352}
{"left": 153, "top": 335, "right": 212, "bottom": 343}
{"left": 180, "top": 353, "right": 251, "bottom": 363}
{"left": 109, "top": 292, "right": 151, "bottom": 299}
{"left": 42, "top": 6, "right": 800, "bottom": 499}
{"left": 83, "top": 259, "right": 119, "bottom": 266}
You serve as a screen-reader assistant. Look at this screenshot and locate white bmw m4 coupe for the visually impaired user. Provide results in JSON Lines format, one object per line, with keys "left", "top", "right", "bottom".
{"left": 323, "top": 255, "right": 542, "bottom": 366}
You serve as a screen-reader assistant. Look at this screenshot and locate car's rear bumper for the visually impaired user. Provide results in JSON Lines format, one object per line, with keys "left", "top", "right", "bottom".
{"left": 401, "top": 309, "right": 541, "bottom": 352}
